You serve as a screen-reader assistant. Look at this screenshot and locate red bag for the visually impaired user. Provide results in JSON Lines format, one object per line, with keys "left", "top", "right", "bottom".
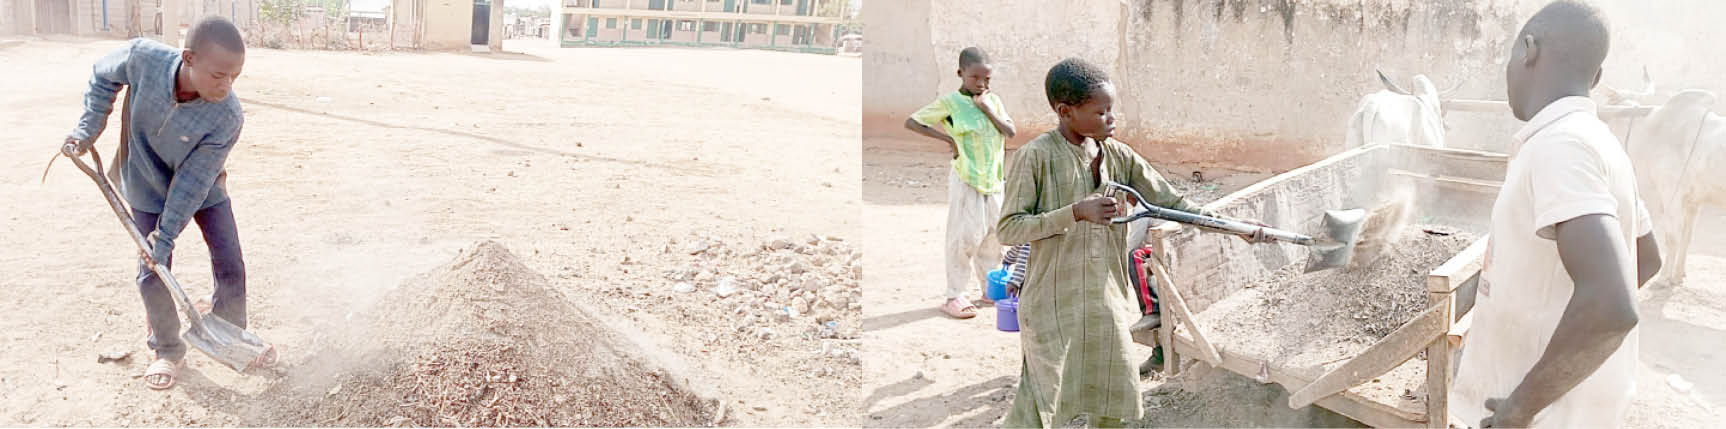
{"left": 1130, "top": 246, "right": 1158, "bottom": 315}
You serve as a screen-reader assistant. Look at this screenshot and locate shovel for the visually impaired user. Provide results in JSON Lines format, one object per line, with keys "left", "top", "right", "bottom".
{"left": 1103, "top": 181, "right": 1380, "bottom": 273}
{"left": 57, "top": 143, "right": 273, "bottom": 373}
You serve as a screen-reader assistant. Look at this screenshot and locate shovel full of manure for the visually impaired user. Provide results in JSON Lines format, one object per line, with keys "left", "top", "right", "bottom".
{"left": 1103, "top": 181, "right": 1404, "bottom": 273}
{"left": 50, "top": 143, "right": 275, "bottom": 373}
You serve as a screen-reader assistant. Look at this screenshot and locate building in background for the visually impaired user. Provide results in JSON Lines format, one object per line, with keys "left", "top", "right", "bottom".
{"left": 555, "top": 0, "right": 849, "bottom": 54}
{"left": 3, "top": 0, "right": 156, "bottom": 38}
{"left": 406, "top": 0, "right": 503, "bottom": 51}
{"left": 2, "top": 0, "right": 254, "bottom": 47}
{"left": 503, "top": 10, "right": 549, "bottom": 39}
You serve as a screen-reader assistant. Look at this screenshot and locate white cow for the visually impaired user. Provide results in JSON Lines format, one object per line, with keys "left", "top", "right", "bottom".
{"left": 1624, "top": 89, "right": 1726, "bottom": 285}
{"left": 1600, "top": 66, "right": 1659, "bottom": 142}
{"left": 1346, "top": 70, "right": 1452, "bottom": 149}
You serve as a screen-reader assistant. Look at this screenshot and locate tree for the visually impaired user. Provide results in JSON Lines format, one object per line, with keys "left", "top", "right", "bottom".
{"left": 259, "top": 0, "right": 301, "bottom": 26}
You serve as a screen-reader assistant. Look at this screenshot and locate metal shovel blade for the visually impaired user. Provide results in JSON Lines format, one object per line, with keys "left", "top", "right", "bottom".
{"left": 1304, "top": 208, "right": 1368, "bottom": 273}
{"left": 183, "top": 313, "right": 272, "bottom": 373}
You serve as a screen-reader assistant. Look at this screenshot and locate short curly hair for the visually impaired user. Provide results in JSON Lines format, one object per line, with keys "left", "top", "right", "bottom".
{"left": 1044, "top": 58, "right": 1110, "bottom": 108}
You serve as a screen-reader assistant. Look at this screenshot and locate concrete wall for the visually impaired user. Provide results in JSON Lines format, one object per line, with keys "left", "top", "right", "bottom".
{"left": 4, "top": 0, "right": 140, "bottom": 36}
{"left": 489, "top": 0, "right": 500, "bottom": 50}
{"left": 185, "top": 0, "right": 256, "bottom": 30}
{"left": 860, "top": 0, "right": 934, "bottom": 133}
{"left": 2, "top": 0, "right": 26, "bottom": 35}
{"left": 77, "top": 0, "right": 129, "bottom": 36}
{"left": 865, "top": 0, "right": 1726, "bottom": 172}
{"left": 421, "top": 0, "right": 470, "bottom": 48}
{"left": 623, "top": 15, "right": 641, "bottom": 38}
{"left": 593, "top": 14, "right": 621, "bottom": 39}
{"left": 421, "top": 0, "right": 502, "bottom": 50}
{"left": 1111, "top": 0, "right": 1515, "bottom": 170}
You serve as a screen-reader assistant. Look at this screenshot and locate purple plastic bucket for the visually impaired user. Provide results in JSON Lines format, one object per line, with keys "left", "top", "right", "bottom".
{"left": 997, "top": 297, "right": 1020, "bottom": 332}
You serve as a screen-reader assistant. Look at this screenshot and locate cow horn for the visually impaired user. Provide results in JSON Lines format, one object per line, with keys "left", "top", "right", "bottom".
{"left": 1436, "top": 78, "right": 1466, "bottom": 97}
{"left": 1639, "top": 65, "right": 1657, "bottom": 95}
{"left": 1599, "top": 84, "right": 1635, "bottom": 106}
{"left": 1376, "top": 68, "right": 1411, "bottom": 96}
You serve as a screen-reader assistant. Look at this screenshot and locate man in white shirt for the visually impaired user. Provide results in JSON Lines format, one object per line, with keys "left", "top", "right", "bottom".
{"left": 1451, "top": 2, "right": 1664, "bottom": 427}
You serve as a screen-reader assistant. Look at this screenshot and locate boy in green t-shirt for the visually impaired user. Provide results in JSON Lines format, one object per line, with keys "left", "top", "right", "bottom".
{"left": 905, "top": 46, "right": 1017, "bottom": 319}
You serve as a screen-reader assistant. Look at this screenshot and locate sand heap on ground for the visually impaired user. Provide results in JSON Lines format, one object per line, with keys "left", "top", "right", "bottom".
{"left": 259, "top": 241, "right": 715, "bottom": 427}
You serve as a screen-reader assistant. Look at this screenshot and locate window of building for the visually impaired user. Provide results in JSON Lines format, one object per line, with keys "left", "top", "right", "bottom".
{"left": 774, "top": 24, "right": 788, "bottom": 35}
{"left": 678, "top": 20, "right": 696, "bottom": 31}
{"left": 751, "top": 0, "right": 770, "bottom": 4}
{"left": 702, "top": 21, "right": 718, "bottom": 32}
{"left": 606, "top": 17, "right": 617, "bottom": 28}
{"left": 631, "top": 18, "right": 642, "bottom": 30}
{"left": 751, "top": 23, "right": 766, "bottom": 34}
{"left": 780, "top": 0, "right": 792, "bottom": 4}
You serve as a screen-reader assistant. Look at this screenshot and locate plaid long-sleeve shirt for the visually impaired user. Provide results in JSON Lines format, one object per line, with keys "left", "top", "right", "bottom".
{"left": 1003, "top": 244, "right": 1030, "bottom": 290}
{"left": 71, "top": 38, "right": 244, "bottom": 259}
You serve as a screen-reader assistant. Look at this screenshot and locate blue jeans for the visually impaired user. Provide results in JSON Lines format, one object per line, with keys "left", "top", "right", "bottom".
{"left": 133, "top": 200, "right": 246, "bottom": 361}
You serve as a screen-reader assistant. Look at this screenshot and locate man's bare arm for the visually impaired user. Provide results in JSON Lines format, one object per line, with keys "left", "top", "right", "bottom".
{"left": 1637, "top": 232, "right": 1662, "bottom": 287}
{"left": 1484, "top": 214, "right": 1640, "bottom": 427}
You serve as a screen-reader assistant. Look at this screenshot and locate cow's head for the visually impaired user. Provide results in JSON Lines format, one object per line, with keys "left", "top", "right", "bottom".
{"left": 1376, "top": 68, "right": 1461, "bottom": 130}
{"left": 1376, "top": 68, "right": 1463, "bottom": 101}
{"left": 1348, "top": 69, "right": 1458, "bottom": 149}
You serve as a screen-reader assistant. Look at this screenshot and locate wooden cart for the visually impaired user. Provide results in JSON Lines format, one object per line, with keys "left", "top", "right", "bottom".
{"left": 1132, "top": 143, "right": 1508, "bottom": 428}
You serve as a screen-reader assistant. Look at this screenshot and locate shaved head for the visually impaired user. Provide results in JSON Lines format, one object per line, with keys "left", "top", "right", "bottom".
{"left": 187, "top": 15, "right": 245, "bottom": 55}
{"left": 180, "top": 15, "right": 246, "bottom": 103}
{"left": 1506, "top": 1, "right": 1611, "bottom": 121}
{"left": 1521, "top": 1, "right": 1610, "bottom": 77}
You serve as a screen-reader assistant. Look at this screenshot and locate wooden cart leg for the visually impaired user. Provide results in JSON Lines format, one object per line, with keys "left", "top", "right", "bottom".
{"left": 1161, "top": 318, "right": 1180, "bottom": 376}
{"left": 1426, "top": 290, "right": 1455, "bottom": 428}
{"left": 1152, "top": 229, "right": 1180, "bottom": 376}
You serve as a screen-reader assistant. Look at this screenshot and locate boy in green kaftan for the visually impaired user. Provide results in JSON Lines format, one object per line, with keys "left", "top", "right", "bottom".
{"left": 997, "top": 58, "right": 1267, "bottom": 427}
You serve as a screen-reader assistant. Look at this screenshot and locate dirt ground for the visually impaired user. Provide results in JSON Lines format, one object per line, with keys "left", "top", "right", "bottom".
{"left": 862, "top": 134, "right": 1726, "bottom": 427}
{"left": 0, "top": 38, "right": 859, "bottom": 426}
